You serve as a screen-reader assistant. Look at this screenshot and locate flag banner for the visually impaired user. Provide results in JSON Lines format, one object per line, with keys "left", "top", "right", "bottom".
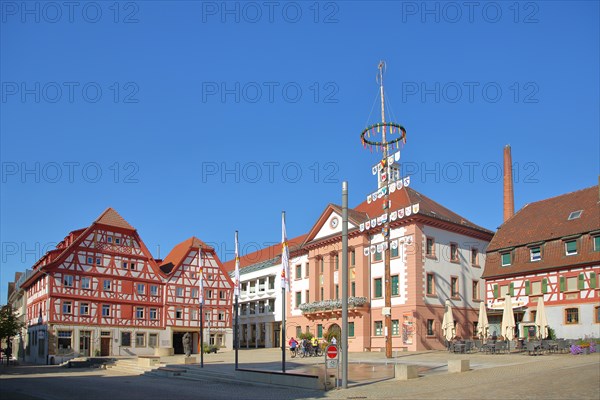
{"left": 403, "top": 176, "right": 410, "bottom": 187}
{"left": 363, "top": 248, "right": 370, "bottom": 256}
{"left": 391, "top": 239, "right": 398, "bottom": 250}
{"left": 376, "top": 216, "right": 382, "bottom": 226}
{"left": 370, "top": 245, "right": 376, "bottom": 254}
{"left": 382, "top": 213, "right": 388, "bottom": 223}
{"left": 391, "top": 211, "right": 398, "bottom": 221}
{"left": 198, "top": 248, "right": 204, "bottom": 305}
{"left": 234, "top": 232, "right": 240, "bottom": 297}
{"left": 372, "top": 165, "right": 378, "bottom": 175}
{"left": 367, "top": 195, "right": 372, "bottom": 204}
{"left": 388, "top": 155, "right": 394, "bottom": 165}
{"left": 371, "top": 218, "right": 377, "bottom": 227}
{"left": 390, "top": 182, "right": 396, "bottom": 193}
{"left": 281, "top": 212, "right": 290, "bottom": 291}
{"left": 371, "top": 193, "right": 377, "bottom": 202}
{"left": 405, "top": 206, "right": 412, "bottom": 217}
{"left": 376, "top": 244, "right": 383, "bottom": 253}
{"left": 359, "top": 223, "right": 365, "bottom": 232}
{"left": 412, "top": 203, "right": 420, "bottom": 214}
{"left": 394, "top": 151, "right": 400, "bottom": 161}
{"left": 365, "top": 221, "right": 371, "bottom": 229}
{"left": 399, "top": 208, "right": 404, "bottom": 218}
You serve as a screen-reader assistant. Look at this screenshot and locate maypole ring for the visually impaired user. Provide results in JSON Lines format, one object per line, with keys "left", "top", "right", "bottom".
{"left": 360, "top": 122, "right": 407, "bottom": 150}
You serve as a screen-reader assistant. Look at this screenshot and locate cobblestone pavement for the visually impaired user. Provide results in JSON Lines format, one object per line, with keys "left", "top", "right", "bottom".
{"left": 1, "top": 349, "right": 598, "bottom": 400}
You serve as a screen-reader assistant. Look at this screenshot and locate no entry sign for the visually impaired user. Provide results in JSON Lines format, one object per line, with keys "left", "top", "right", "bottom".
{"left": 326, "top": 344, "right": 338, "bottom": 359}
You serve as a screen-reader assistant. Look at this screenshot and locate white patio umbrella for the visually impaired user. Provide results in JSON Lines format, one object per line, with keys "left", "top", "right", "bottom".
{"left": 501, "top": 294, "right": 516, "bottom": 341}
{"left": 441, "top": 300, "right": 456, "bottom": 342}
{"left": 535, "top": 296, "right": 549, "bottom": 340}
{"left": 477, "top": 301, "right": 489, "bottom": 340}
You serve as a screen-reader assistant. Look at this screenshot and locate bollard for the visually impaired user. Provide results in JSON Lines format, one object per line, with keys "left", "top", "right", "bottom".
{"left": 394, "top": 364, "right": 418, "bottom": 380}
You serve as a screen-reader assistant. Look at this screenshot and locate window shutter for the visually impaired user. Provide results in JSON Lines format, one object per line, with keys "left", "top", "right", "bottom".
{"left": 590, "top": 272, "right": 597, "bottom": 289}
{"left": 525, "top": 280, "right": 530, "bottom": 295}
{"left": 509, "top": 282, "right": 514, "bottom": 297}
{"left": 493, "top": 284, "right": 499, "bottom": 299}
{"left": 559, "top": 276, "right": 566, "bottom": 292}
{"left": 542, "top": 278, "right": 548, "bottom": 294}
{"left": 578, "top": 273, "right": 585, "bottom": 290}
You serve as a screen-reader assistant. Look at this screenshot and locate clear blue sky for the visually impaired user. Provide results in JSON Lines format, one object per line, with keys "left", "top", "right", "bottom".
{"left": 1, "top": 1, "right": 598, "bottom": 302}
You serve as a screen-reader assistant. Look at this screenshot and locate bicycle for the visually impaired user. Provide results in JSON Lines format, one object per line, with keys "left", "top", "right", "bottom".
{"left": 290, "top": 347, "right": 297, "bottom": 358}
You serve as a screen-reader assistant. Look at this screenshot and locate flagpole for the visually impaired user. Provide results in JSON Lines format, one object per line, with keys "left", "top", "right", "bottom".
{"left": 199, "top": 246, "right": 204, "bottom": 368}
{"left": 281, "top": 211, "right": 288, "bottom": 373}
{"left": 234, "top": 231, "right": 240, "bottom": 370}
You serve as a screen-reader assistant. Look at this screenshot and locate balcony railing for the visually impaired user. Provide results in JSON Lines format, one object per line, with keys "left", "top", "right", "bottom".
{"left": 299, "top": 297, "right": 368, "bottom": 314}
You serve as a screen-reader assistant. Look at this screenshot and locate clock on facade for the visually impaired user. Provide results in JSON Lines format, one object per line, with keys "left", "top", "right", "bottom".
{"left": 330, "top": 217, "right": 339, "bottom": 229}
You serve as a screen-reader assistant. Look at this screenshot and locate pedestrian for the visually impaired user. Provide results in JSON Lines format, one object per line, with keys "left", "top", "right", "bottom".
{"left": 288, "top": 337, "right": 298, "bottom": 357}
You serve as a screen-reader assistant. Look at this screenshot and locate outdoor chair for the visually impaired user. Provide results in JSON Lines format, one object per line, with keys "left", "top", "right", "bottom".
{"left": 473, "top": 340, "right": 482, "bottom": 352}
{"left": 526, "top": 341, "right": 540, "bottom": 356}
{"left": 464, "top": 341, "right": 473, "bottom": 353}
{"left": 556, "top": 339, "right": 569, "bottom": 353}
{"left": 494, "top": 341, "right": 508, "bottom": 354}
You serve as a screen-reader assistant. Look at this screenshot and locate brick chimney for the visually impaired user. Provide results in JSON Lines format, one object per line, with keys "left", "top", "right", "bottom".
{"left": 503, "top": 145, "right": 515, "bottom": 222}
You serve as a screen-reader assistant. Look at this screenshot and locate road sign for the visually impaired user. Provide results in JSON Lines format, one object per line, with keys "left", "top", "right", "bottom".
{"left": 326, "top": 359, "right": 338, "bottom": 368}
{"left": 326, "top": 344, "right": 338, "bottom": 359}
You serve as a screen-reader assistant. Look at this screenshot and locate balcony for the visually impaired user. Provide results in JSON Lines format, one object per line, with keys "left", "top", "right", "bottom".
{"left": 299, "top": 297, "right": 369, "bottom": 318}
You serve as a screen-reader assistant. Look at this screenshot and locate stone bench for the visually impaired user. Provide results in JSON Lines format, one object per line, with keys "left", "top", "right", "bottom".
{"left": 448, "top": 359, "right": 470, "bottom": 373}
{"left": 394, "top": 364, "right": 418, "bottom": 380}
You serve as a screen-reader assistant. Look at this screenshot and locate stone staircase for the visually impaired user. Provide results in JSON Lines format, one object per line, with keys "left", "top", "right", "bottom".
{"left": 153, "top": 364, "right": 236, "bottom": 382}
{"left": 105, "top": 358, "right": 168, "bottom": 375}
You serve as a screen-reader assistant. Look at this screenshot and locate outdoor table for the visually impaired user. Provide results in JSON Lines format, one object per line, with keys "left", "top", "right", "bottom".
{"left": 453, "top": 343, "right": 466, "bottom": 353}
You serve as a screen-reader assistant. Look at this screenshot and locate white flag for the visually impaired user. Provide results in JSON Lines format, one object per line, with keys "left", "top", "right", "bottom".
{"left": 198, "top": 247, "right": 204, "bottom": 305}
{"left": 234, "top": 231, "right": 240, "bottom": 297}
{"left": 281, "top": 212, "right": 290, "bottom": 291}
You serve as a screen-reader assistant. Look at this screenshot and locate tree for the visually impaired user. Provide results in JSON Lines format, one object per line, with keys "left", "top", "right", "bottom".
{"left": 0, "top": 305, "right": 24, "bottom": 344}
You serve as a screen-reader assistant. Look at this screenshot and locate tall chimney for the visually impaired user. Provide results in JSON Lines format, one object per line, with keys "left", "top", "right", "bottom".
{"left": 503, "top": 145, "right": 515, "bottom": 222}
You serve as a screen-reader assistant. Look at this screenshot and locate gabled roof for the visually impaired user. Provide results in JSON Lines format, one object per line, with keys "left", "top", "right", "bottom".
{"left": 302, "top": 204, "right": 366, "bottom": 244}
{"left": 487, "top": 185, "right": 600, "bottom": 252}
{"left": 95, "top": 208, "right": 135, "bottom": 230}
{"left": 222, "top": 234, "right": 308, "bottom": 273}
{"left": 160, "top": 237, "right": 213, "bottom": 273}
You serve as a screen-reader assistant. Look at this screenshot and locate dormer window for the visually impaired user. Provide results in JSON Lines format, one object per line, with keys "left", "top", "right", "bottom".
{"left": 568, "top": 210, "right": 582, "bottom": 220}
{"left": 565, "top": 240, "right": 578, "bottom": 256}
{"left": 530, "top": 247, "right": 541, "bottom": 262}
{"left": 501, "top": 252, "right": 511, "bottom": 266}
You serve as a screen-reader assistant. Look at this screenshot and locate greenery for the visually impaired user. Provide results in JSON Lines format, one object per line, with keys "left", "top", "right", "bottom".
{"left": 202, "top": 342, "right": 219, "bottom": 354}
{"left": 0, "top": 305, "right": 24, "bottom": 343}
{"left": 298, "top": 297, "right": 368, "bottom": 313}
{"left": 547, "top": 327, "right": 556, "bottom": 340}
{"left": 298, "top": 332, "right": 314, "bottom": 341}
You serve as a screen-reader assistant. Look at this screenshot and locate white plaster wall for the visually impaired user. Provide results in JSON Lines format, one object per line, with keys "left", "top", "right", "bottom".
{"left": 546, "top": 304, "right": 600, "bottom": 339}
{"left": 314, "top": 212, "right": 356, "bottom": 241}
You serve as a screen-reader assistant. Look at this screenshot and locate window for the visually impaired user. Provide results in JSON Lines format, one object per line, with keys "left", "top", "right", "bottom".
{"left": 130, "top": 262, "right": 135, "bottom": 270}
{"left": 62, "top": 301, "right": 72, "bottom": 314}
{"left": 206, "top": 290, "right": 212, "bottom": 299}
{"left": 317, "top": 324, "right": 323, "bottom": 338}
{"left": 103, "top": 280, "right": 112, "bottom": 291}
{"left": 320, "top": 287, "right": 324, "bottom": 301}
{"left": 150, "top": 308, "right": 158, "bottom": 320}
{"left": 305, "top": 290, "right": 310, "bottom": 303}
{"left": 176, "top": 287, "right": 184, "bottom": 297}
{"left": 450, "top": 243, "right": 459, "bottom": 262}
{"left": 472, "top": 280, "right": 480, "bottom": 300}
{"left": 501, "top": 252, "right": 511, "bottom": 266}
{"left": 137, "top": 283, "right": 145, "bottom": 295}
{"left": 373, "top": 249, "right": 382, "bottom": 262}
{"left": 87, "top": 256, "right": 93, "bottom": 264}
{"left": 471, "top": 248, "right": 478, "bottom": 265}
{"left": 566, "top": 276, "right": 578, "bottom": 292}
{"left": 531, "top": 281, "right": 542, "bottom": 295}
{"left": 191, "top": 288, "right": 198, "bottom": 298}
{"left": 568, "top": 210, "right": 582, "bottom": 220}
{"left": 374, "top": 278, "right": 383, "bottom": 298}
{"left": 219, "top": 290, "right": 226, "bottom": 299}
{"left": 115, "top": 238, "right": 121, "bottom": 245}
{"left": 426, "top": 273, "right": 435, "bottom": 295}
{"left": 374, "top": 321, "right": 383, "bottom": 336}
{"left": 391, "top": 244, "right": 399, "bottom": 258}
{"left": 63, "top": 275, "right": 73, "bottom": 287}
{"left": 348, "top": 322, "right": 355, "bottom": 337}
{"left": 107, "top": 236, "right": 113, "bottom": 243}
{"left": 191, "top": 309, "right": 197, "bottom": 320}
{"left": 121, "top": 332, "right": 131, "bottom": 346}
{"left": 79, "top": 303, "right": 89, "bottom": 316}
{"left": 426, "top": 238, "right": 435, "bottom": 257}
{"left": 57, "top": 331, "right": 72, "bottom": 354}
{"left": 149, "top": 334, "right": 158, "bottom": 348}
{"left": 176, "top": 308, "right": 183, "bottom": 319}
{"left": 472, "top": 321, "right": 478, "bottom": 338}
{"left": 335, "top": 254, "right": 339, "bottom": 270}
{"left": 565, "top": 240, "right": 577, "bottom": 255}
{"left": 136, "top": 333, "right": 145, "bottom": 347}
{"left": 295, "top": 292, "right": 302, "bottom": 308}
{"left": 392, "top": 275, "right": 399, "bottom": 296}
{"left": 81, "top": 277, "right": 91, "bottom": 290}
{"left": 530, "top": 247, "right": 541, "bottom": 262}
{"left": 268, "top": 276, "right": 275, "bottom": 290}
{"left": 295, "top": 264, "right": 302, "bottom": 279}
{"left": 135, "top": 307, "right": 145, "bottom": 319}
{"left": 351, "top": 281, "right": 356, "bottom": 297}
{"left": 150, "top": 285, "right": 159, "bottom": 296}
{"left": 594, "top": 236, "right": 600, "bottom": 252}
{"left": 122, "top": 262, "right": 128, "bottom": 269}
{"left": 426, "top": 319, "right": 434, "bottom": 336}
{"left": 320, "top": 258, "right": 324, "bottom": 273}
{"left": 335, "top": 285, "right": 339, "bottom": 300}
{"left": 218, "top": 312, "right": 225, "bottom": 321}
{"left": 296, "top": 326, "right": 302, "bottom": 337}
{"left": 351, "top": 249, "right": 355, "bottom": 267}
{"left": 102, "top": 305, "right": 110, "bottom": 317}
{"left": 392, "top": 319, "right": 399, "bottom": 335}
{"left": 565, "top": 308, "right": 579, "bottom": 324}
{"left": 451, "top": 277, "right": 459, "bottom": 298}
{"left": 595, "top": 306, "right": 600, "bottom": 324}
{"left": 96, "top": 257, "right": 101, "bottom": 265}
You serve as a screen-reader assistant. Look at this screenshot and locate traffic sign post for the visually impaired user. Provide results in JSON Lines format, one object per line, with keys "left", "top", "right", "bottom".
{"left": 324, "top": 344, "right": 339, "bottom": 389}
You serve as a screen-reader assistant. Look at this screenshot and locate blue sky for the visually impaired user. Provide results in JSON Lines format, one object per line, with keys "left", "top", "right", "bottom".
{"left": 1, "top": 1, "right": 598, "bottom": 302}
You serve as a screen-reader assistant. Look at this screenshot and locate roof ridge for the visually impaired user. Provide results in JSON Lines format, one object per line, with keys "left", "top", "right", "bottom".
{"left": 523, "top": 185, "right": 597, "bottom": 206}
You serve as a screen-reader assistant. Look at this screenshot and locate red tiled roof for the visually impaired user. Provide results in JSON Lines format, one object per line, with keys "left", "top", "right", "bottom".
{"left": 95, "top": 208, "right": 135, "bottom": 230}
{"left": 222, "top": 234, "right": 308, "bottom": 273}
{"left": 161, "top": 237, "right": 213, "bottom": 272}
{"left": 354, "top": 186, "right": 492, "bottom": 234}
{"left": 487, "top": 186, "right": 600, "bottom": 251}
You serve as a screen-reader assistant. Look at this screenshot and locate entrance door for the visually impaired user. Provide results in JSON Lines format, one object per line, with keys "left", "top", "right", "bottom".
{"left": 100, "top": 338, "right": 111, "bottom": 356}
{"left": 173, "top": 333, "right": 184, "bottom": 354}
{"left": 79, "top": 331, "right": 91, "bottom": 357}
{"left": 274, "top": 328, "right": 280, "bottom": 348}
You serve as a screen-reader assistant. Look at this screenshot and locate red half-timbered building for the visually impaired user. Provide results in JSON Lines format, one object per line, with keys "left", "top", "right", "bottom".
{"left": 160, "top": 237, "right": 234, "bottom": 353}
{"left": 20, "top": 208, "right": 233, "bottom": 364}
